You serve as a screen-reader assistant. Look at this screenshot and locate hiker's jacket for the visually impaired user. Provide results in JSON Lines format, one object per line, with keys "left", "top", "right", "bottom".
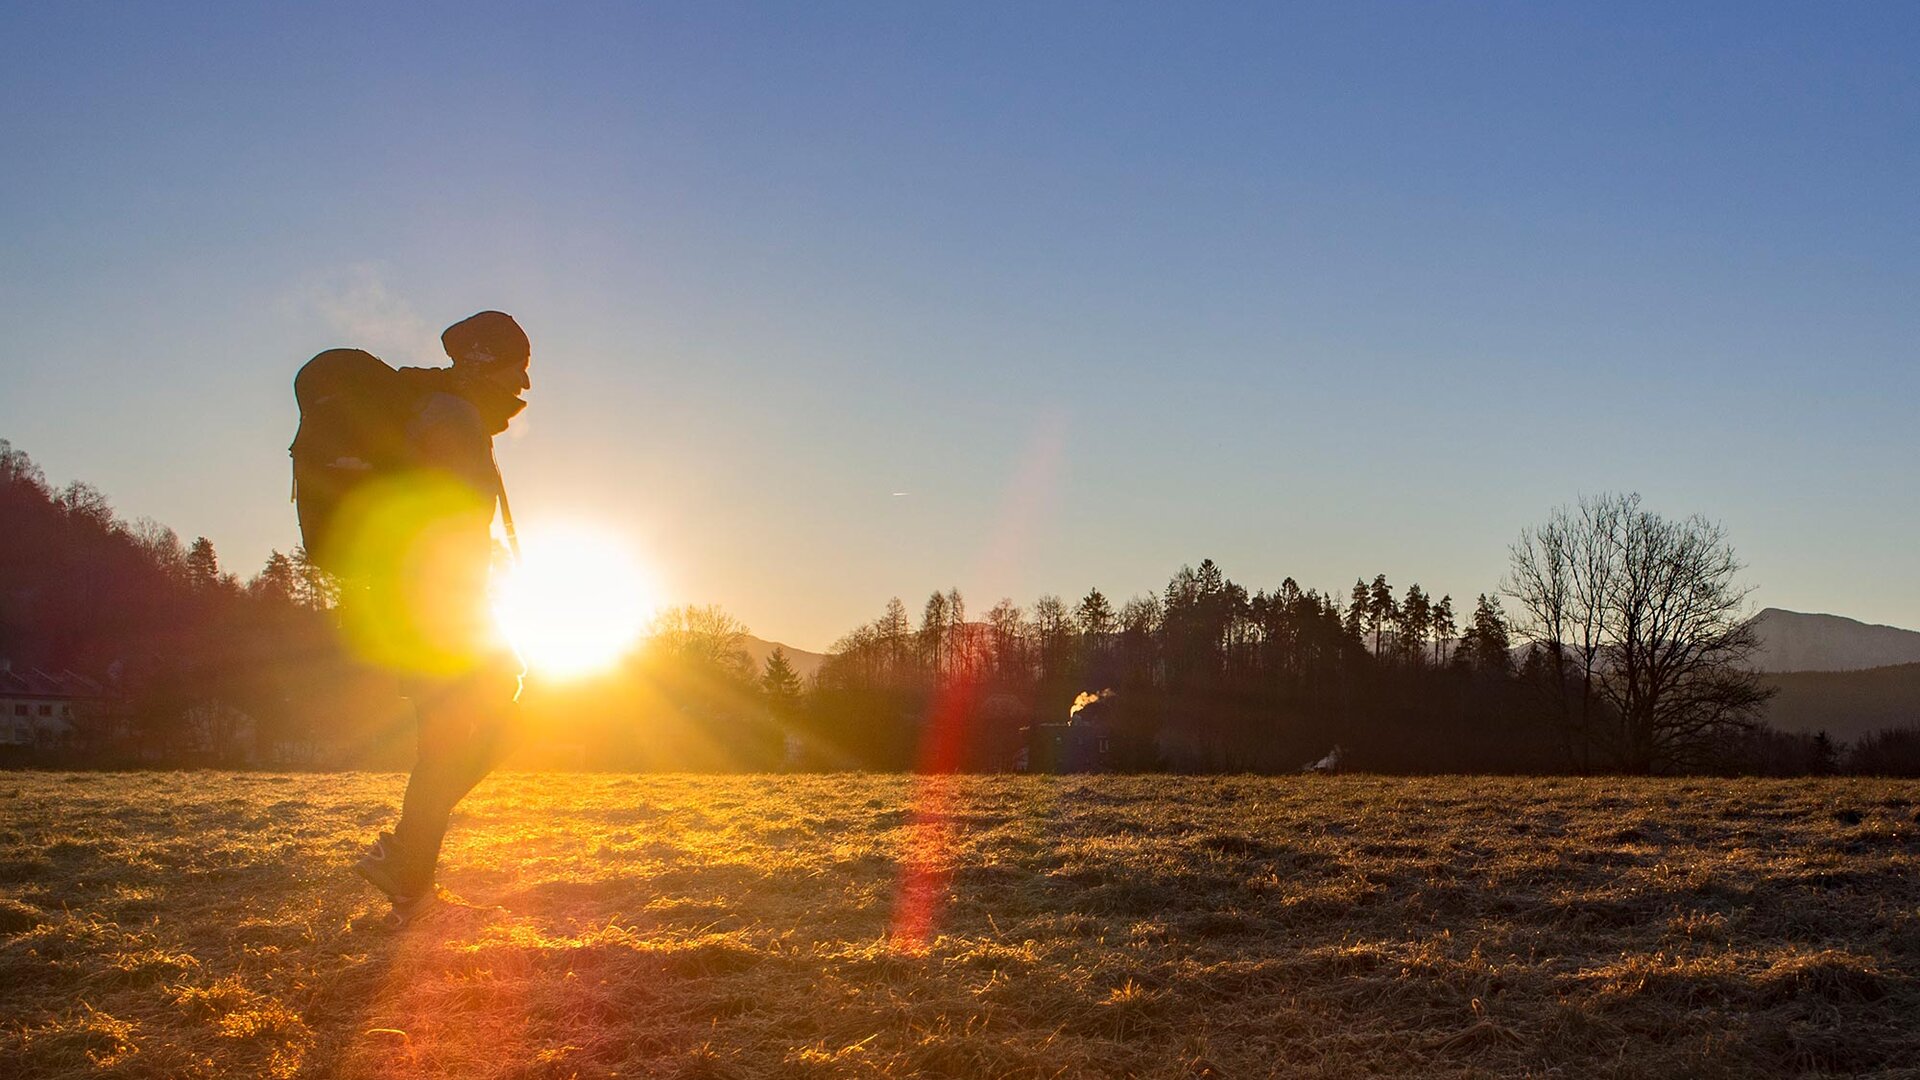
{"left": 339, "top": 387, "right": 509, "bottom": 677}
{"left": 408, "top": 390, "right": 499, "bottom": 503}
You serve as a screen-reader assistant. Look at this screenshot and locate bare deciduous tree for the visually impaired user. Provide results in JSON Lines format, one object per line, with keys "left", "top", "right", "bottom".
{"left": 1508, "top": 500, "right": 1609, "bottom": 770}
{"left": 987, "top": 598, "right": 1026, "bottom": 678}
{"left": 1507, "top": 493, "right": 1772, "bottom": 773}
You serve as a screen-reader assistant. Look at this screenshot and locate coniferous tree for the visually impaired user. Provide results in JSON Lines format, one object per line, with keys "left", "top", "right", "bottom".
{"left": 1810, "top": 731, "right": 1838, "bottom": 776}
{"left": 761, "top": 647, "right": 803, "bottom": 702}
{"left": 185, "top": 537, "right": 223, "bottom": 593}
{"left": 1075, "top": 587, "right": 1116, "bottom": 671}
{"left": 1460, "top": 594, "right": 1511, "bottom": 676}
{"left": 1431, "top": 594, "right": 1456, "bottom": 666}
{"left": 757, "top": 647, "right": 804, "bottom": 768}
{"left": 1195, "top": 558, "right": 1226, "bottom": 602}
{"left": 1399, "top": 584, "right": 1431, "bottom": 666}
{"left": 1075, "top": 588, "right": 1115, "bottom": 638}
{"left": 1367, "top": 574, "right": 1397, "bottom": 656}
{"left": 249, "top": 551, "right": 298, "bottom": 605}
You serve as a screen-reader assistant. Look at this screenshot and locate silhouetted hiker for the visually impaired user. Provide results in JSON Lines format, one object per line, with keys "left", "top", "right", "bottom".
{"left": 291, "top": 310, "right": 531, "bottom": 922}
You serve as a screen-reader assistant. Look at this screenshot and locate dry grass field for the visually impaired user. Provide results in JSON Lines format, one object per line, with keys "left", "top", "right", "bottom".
{"left": 2, "top": 772, "right": 1917, "bottom": 1079}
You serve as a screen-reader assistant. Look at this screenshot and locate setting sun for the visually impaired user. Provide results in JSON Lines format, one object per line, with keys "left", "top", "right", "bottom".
{"left": 494, "top": 524, "right": 658, "bottom": 679}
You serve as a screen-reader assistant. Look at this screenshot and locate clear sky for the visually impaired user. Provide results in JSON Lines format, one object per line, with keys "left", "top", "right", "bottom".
{"left": 3, "top": 3, "right": 1916, "bottom": 651}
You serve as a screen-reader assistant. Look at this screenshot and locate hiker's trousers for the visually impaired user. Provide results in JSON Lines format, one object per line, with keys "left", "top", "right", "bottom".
{"left": 390, "top": 654, "right": 524, "bottom": 892}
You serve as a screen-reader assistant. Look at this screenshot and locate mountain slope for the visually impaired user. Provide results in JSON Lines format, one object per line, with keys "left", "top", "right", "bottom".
{"left": 1761, "top": 662, "right": 1920, "bottom": 741}
{"left": 741, "top": 636, "right": 827, "bottom": 681}
{"left": 1746, "top": 608, "right": 1920, "bottom": 673}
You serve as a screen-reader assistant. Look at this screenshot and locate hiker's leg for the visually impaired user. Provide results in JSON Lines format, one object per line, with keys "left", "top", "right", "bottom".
{"left": 390, "top": 659, "right": 521, "bottom": 892}
{"left": 434, "top": 659, "right": 523, "bottom": 808}
{"left": 388, "top": 681, "right": 469, "bottom": 892}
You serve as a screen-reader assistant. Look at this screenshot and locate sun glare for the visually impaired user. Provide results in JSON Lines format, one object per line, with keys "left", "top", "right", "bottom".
{"left": 494, "top": 524, "right": 658, "bottom": 679}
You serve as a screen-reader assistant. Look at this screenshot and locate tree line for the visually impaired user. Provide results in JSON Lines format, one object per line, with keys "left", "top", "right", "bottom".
{"left": 789, "top": 498, "right": 1894, "bottom": 775}
{"left": 3, "top": 438, "right": 1914, "bottom": 774}
{"left": 0, "top": 439, "right": 783, "bottom": 768}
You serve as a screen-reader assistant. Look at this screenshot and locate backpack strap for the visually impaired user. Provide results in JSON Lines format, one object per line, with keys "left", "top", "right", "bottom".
{"left": 491, "top": 446, "right": 522, "bottom": 565}
{"left": 394, "top": 366, "right": 518, "bottom": 563}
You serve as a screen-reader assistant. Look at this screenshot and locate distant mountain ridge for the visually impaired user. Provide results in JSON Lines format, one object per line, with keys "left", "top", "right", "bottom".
{"left": 741, "top": 636, "right": 827, "bottom": 681}
{"left": 1740, "top": 609, "right": 1920, "bottom": 739}
{"left": 1745, "top": 608, "right": 1920, "bottom": 673}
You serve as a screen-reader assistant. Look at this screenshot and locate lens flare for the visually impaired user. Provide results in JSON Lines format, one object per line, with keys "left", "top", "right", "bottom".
{"left": 332, "top": 471, "right": 504, "bottom": 676}
{"left": 494, "top": 525, "right": 658, "bottom": 679}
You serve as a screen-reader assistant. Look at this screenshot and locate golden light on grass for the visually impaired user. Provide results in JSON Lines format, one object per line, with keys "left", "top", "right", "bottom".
{"left": 494, "top": 523, "right": 658, "bottom": 679}
{"left": 5, "top": 774, "right": 1919, "bottom": 1077}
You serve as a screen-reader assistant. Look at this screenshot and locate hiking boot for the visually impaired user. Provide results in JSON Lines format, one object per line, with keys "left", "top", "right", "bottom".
{"left": 381, "top": 886, "right": 506, "bottom": 930}
{"left": 381, "top": 887, "right": 443, "bottom": 928}
{"left": 351, "top": 831, "right": 429, "bottom": 904}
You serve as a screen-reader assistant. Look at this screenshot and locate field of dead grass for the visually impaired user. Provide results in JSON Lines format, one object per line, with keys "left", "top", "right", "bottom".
{"left": 2, "top": 772, "right": 1917, "bottom": 1079}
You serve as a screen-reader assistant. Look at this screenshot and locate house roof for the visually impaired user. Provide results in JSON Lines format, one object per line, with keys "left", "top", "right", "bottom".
{"left": 0, "top": 667, "right": 105, "bottom": 699}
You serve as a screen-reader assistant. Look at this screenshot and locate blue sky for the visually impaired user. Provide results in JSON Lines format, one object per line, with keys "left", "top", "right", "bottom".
{"left": 3, "top": 3, "right": 1916, "bottom": 649}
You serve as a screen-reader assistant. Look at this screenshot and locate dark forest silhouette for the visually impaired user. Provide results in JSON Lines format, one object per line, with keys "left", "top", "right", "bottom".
{"left": 3, "top": 439, "right": 1914, "bottom": 775}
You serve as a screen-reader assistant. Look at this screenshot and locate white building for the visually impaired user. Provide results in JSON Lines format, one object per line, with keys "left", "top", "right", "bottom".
{"left": 0, "top": 665, "right": 104, "bottom": 748}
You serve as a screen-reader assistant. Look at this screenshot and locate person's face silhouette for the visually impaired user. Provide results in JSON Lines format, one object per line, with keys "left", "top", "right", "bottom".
{"left": 470, "top": 358, "right": 531, "bottom": 395}
{"left": 452, "top": 348, "right": 531, "bottom": 433}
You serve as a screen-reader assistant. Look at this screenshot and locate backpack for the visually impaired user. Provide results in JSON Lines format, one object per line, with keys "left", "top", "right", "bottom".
{"left": 289, "top": 349, "right": 437, "bottom": 573}
{"left": 290, "top": 349, "right": 521, "bottom": 575}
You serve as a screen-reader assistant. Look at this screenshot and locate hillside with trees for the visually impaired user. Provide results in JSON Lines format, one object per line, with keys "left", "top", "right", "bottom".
{"left": 0, "top": 439, "right": 786, "bottom": 769}
{"left": 4, "top": 438, "right": 1915, "bottom": 774}
{"left": 1760, "top": 663, "right": 1920, "bottom": 743}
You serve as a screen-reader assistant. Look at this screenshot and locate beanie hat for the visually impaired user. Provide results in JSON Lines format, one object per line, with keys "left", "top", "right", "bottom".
{"left": 442, "top": 310, "right": 530, "bottom": 366}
